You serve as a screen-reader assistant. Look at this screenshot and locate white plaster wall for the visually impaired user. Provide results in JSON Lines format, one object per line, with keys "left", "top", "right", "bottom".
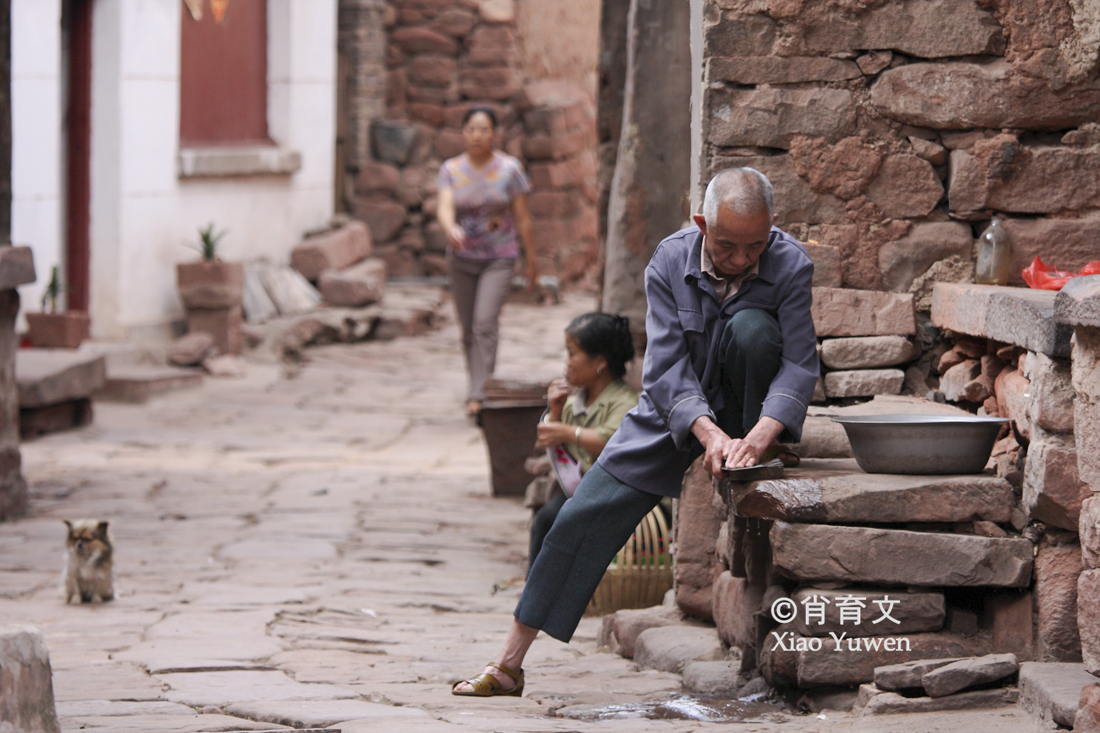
{"left": 11, "top": 0, "right": 63, "bottom": 321}
{"left": 87, "top": 0, "right": 337, "bottom": 340}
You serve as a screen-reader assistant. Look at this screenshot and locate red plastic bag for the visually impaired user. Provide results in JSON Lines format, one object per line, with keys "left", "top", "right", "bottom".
{"left": 1022, "top": 256, "right": 1100, "bottom": 290}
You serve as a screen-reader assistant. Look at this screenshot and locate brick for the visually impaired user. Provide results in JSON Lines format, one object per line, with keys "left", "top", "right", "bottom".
{"left": 994, "top": 368, "right": 1031, "bottom": 438}
{"left": 812, "top": 287, "right": 915, "bottom": 337}
{"left": 823, "top": 369, "right": 905, "bottom": 398}
{"left": 704, "top": 12, "right": 777, "bottom": 56}
{"left": 1023, "top": 433, "right": 1090, "bottom": 532}
{"left": 950, "top": 145, "right": 1100, "bottom": 216}
{"left": 803, "top": 241, "right": 842, "bottom": 288}
{"left": 707, "top": 56, "right": 861, "bottom": 85}
{"left": 821, "top": 336, "right": 918, "bottom": 370}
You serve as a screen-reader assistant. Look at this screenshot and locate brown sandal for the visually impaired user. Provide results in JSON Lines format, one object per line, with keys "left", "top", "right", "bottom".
{"left": 451, "top": 661, "right": 524, "bottom": 697}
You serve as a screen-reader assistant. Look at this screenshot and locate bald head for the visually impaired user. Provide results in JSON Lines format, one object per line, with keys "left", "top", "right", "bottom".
{"left": 702, "top": 168, "right": 775, "bottom": 230}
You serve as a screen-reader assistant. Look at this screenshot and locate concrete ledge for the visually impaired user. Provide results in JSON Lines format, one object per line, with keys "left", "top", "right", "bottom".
{"left": 931, "top": 282, "right": 1073, "bottom": 357}
{"left": 1055, "top": 274, "right": 1100, "bottom": 328}
{"left": 178, "top": 146, "right": 302, "bottom": 178}
{"left": 97, "top": 366, "right": 203, "bottom": 404}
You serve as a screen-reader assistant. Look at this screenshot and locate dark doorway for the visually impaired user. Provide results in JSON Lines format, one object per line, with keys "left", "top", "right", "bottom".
{"left": 63, "top": 0, "right": 92, "bottom": 312}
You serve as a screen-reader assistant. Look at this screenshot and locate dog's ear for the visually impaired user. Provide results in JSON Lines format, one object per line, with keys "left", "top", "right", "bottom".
{"left": 63, "top": 519, "right": 73, "bottom": 533}
{"left": 95, "top": 521, "right": 109, "bottom": 538}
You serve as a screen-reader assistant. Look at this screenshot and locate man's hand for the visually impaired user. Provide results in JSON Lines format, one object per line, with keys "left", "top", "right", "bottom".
{"left": 692, "top": 415, "right": 787, "bottom": 476}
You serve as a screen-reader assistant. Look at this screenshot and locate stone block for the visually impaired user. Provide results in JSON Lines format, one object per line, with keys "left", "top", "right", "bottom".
{"left": 291, "top": 222, "right": 373, "bottom": 282}
{"left": 1024, "top": 433, "right": 1090, "bottom": 531}
{"left": 370, "top": 120, "right": 421, "bottom": 166}
{"left": 633, "top": 626, "right": 724, "bottom": 674}
{"left": 704, "top": 11, "right": 777, "bottom": 57}
{"left": 712, "top": 571, "right": 755, "bottom": 649}
{"left": 939, "top": 360, "right": 981, "bottom": 402}
{"left": 865, "top": 154, "right": 943, "bottom": 219}
{"left": 994, "top": 368, "right": 1031, "bottom": 438}
{"left": 681, "top": 660, "right": 742, "bottom": 696}
{"left": 1034, "top": 537, "right": 1082, "bottom": 663}
{"left": 985, "top": 591, "right": 1034, "bottom": 660}
{"left": 318, "top": 258, "right": 388, "bottom": 308}
{"left": 1073, "top": 326, "right": 1100, "bottom": 490}
{"left": 0, "top": 625, "right": 60, "bottom": 733}
{"left": 821, "top": 336, "right": 918, "bottom": 370}
{"left": 353, "top": 198, "right": 406, "bottom": 244}
{"left": 871, "top": 60, "right": 1100, "bottom": 131}
{"left": 16, "top": 351, "right": 107, "bottom": 408}
{"left": 1082, "top": 570, "right": 1100, "bottom": 675}
{"left": 390, "top": 26, "right": 459, "bottom": 55}
{"left": 674, "top": 459, "right": 722, "bottom": 621}
{"left": 598, "top": 605, "right": 684, "bottom": 660}
{"left": 187, "top": 306, "right": 243, "bottom": 357}
{"left": 431, "top": 8, "right": 476, "bottom": 37}
{"left": 859, "top": 686, "right": 1018, "bottom": 715}
{"left": 1018, "top": 662, "right": 1099, "bottom": 729}
{"left": 812, "top": 287, "right": 915, "bottom": 337}
{"left": 921, "top": 653, "right": 1018, "bottom": 697}
{"left": 930, "top": 283, "right": 1073, "bottom": 358}
{"left": 950, "top": 145, "right": 1100, "bottom": 216}
{"left": 875, "top": 658, "right": 960, "bottom": 691}
{"left": 764, "top": 629, "right": 987, "bottom": 688}
{"left": 466, "top": 25, "right": 517, "bottom": 66}
{"left": 708, "top": 154, "right": 848, "bottom": 227}
{"left": 823, "top": 369, "right": 904, "bottom": 398}
{"left": 0, "top": 246, "right": 36, "bottom": 290}
{"left": 476, "top": 0, "right": 514, "bottom": 23}
{"left": 1079, "top": 683, "right": 1100, "bottom": 733}
{"left": 729, "top": 466, "right": 1013, "bottom": 524}
{"left": 770, "top": 521, "right": 1033, "bottom": 587}
{"left": 356, "top": 160, "right": 401, "bottom": 196}
{"left": 798, "top": 0, "right": 1003, "bottom": 58}
{"left": 1056, "top": 274, "right": 1100, "bottom": 328}
{"left": 878, "top": 222, "right": 973, "bottom": 293}
{"left": 1083, "top": 497, "right": 1100, "bottom": 570}
{"left": 803, "top": 241, "right": 841, "bottom": 288}
{"left": 1002, "top": 219, "right": 1100, "bottom": 288}
{"left": 708, "top": 86, "right": 856, "bottom": 149}
{"left": 791, "top": 588, "right": 944, "bottom": 638}
{"left": 707, "top": 56, "right": 860, "bottom": 85}
{"left": 910, "top": 136, "right": 948, "bottom": 165}
{"left": 459, "top": 66, "right": 521, "bottom": 101}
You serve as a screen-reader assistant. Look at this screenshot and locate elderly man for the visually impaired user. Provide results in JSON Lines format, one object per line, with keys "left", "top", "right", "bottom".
{"left": 453, "top": 167, "right": 819, "bottom": 696}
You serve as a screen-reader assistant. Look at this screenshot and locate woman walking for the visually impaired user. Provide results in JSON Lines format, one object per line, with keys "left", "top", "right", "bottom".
{"left": 437, "top": 107, "right": 537, "bottom": 420}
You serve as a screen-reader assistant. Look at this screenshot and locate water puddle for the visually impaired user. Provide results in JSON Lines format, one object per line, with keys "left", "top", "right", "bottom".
{"left": 560, "top": 694, "right": 789, "bottom": 723}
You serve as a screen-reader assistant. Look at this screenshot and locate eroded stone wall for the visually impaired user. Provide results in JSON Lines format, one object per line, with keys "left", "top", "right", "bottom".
{"left": 697, "top": 0, "right": 1100, "bottom": 299}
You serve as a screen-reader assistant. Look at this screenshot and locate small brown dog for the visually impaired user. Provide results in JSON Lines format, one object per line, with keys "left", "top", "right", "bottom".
{"left": 62, "top": 519, "right": 114, "bottom": 604}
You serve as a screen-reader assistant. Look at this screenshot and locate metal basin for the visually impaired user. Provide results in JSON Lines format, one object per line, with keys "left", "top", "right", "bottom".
{"left": 829, "top": 414, "right": 1009, "bottom": 475}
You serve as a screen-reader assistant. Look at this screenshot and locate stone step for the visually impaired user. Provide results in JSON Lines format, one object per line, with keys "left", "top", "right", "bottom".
{"left": 770, "top": 521, "right": 1033, "bottom": 587}
{"left": 97, "top": 366, "right": 204, "bottom": 404}
{"left": 726, "top": 461, "right": 1013, "bottom": 524}
{"left": 931, "top": 282, "right": 1073, "bottom": 358}
{"left": 761, "top": 628, "right": 988, "bottom": 688}
{"left": 1018, "top": 661, "right": 1099, "bottom": 729}
{"left": 922, "top": 653, "right": 1019, "bottom": 697}
{"left": 16, "top": 349, "right": 106, "bottom": 408}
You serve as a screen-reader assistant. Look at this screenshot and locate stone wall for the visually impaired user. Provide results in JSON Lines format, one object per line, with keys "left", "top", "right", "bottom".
{"left": 339, "top": 0, "right": 599, "bottom": 283}
{"left": 694, "top": 0, "right": 1100, "bottom": 299}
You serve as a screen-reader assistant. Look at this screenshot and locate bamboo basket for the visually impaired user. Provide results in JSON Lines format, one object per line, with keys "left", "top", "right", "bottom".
{"left": 585, "top": 506, "right": 674, "bottom": 616}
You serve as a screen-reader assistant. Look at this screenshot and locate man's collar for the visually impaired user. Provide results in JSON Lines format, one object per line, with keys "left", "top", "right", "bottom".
{"left": 685, "top": 227, "right": 780, "bottom": 286}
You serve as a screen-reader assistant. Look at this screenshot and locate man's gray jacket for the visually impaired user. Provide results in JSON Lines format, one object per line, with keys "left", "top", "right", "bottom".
{"left": 598, "top": 225, "right": 819, "bottom": 498}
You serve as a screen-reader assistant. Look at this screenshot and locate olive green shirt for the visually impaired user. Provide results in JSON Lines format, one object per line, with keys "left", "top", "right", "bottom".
{"left": 561, "top": 379, "right": 639, "bottom": 474}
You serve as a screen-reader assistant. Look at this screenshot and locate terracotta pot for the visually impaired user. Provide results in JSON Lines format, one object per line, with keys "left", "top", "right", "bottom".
{"left": 176, "top": 260, "right": 244, "bottom": 310}
{"left": 25, "top": 311, "right": 91, "bottom": 349}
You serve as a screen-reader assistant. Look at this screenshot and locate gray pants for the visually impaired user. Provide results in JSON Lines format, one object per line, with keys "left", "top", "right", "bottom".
{"left": 449, "top": 256, "right": 514, "bottom": 403}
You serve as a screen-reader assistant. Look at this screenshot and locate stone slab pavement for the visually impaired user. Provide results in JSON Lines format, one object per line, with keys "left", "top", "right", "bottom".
{"left": 0, "top": 288, "right": 1042, "bottom": 732}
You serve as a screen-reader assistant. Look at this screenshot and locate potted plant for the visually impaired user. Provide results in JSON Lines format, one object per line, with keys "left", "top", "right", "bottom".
{"left": 176, "top": 223, "right": 244, "bottom": 355}
{"left": 176, "top": 223, "right": 244, "bottom": 310}
{"left": 24, "top": 266, "right": 91, "bottom": 349}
